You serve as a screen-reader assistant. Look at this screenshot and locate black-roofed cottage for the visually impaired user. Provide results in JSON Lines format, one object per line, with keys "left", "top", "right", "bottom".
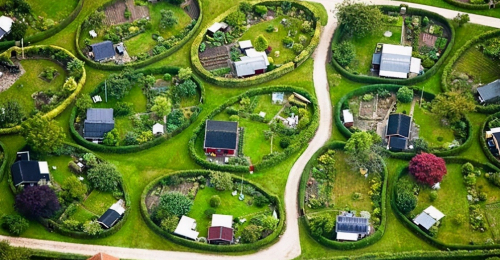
{"left": 11, "top": 153, "right": 50, "bottom": 186}
{"left": 203, "top": 120, "right": 238, "bottom": 156}
{"left": 386, "top": 113, "right": 412, "bottom": 151}
{"left": 90, "top": 41, "right": 116, "bottom": 62}
{"left": 478, "top": 79, "right": 500, "bottom": 104}
{"left": 84, "top": 108, "right": 115, "bottom": 141}
{"left": 97, "top": 200, "right": 125, "bottom": 229}
{"left": 335, "top": 215, "right": 370, "bottom": 241}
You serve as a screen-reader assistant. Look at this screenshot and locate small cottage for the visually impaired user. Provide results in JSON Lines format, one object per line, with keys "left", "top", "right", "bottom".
{"left": 203, "top": 120, "right": 239, "bottom": 156}
{"left": 0, "top": 16, "right": 14, "bottom": 40}
{"left": 413, "top": 206, "right": 444, "bottom": 231}
{"left": 174, "top": 215, "right": 199, "bottom": 240}
{"left": 208, "top": 214, "right": 234, "bottom": 244}
{"left": 11, "top": 152, "right": 50, "bottom": 187}
{"left": 97, "top": 200, "right": 125, "bottom": 229}
{"left": 89, "top": 41, "right": 116, "bottom": 62}
{"left": 478, "top": 79, "right": 500, "bottom": 104}
{"left": 84, "top": 108, "right": 115, "bottom": 141}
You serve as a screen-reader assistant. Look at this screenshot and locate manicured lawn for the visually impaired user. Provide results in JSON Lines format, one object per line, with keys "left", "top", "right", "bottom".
{"left": 412, "top": 105, "right": 455, "bottom": 148}
{"left": 72, "top": 204, "right": 97, "bottom": 223}
{"left": 26, "top": 0, "right": 78, "bottom": 22}
{"left": 0, "top": 59, "right": 67, "bottom": 115}
{"left": 188, "top": 187, "right": 267, "bottom": 238}
{"left": 452, "top": 47, "right": 500, "bottom": 84}
{"left": 396, "top": 0, "right": 500, "bottom": 19}
{"left": 44, "top": 155, "right": 75, "bottom": 185}
{"left": 239, "top": 16, "right": 312, "bottom": 64}
{"left": 93, "top": 83, "right": 147, "bottom": 114}
{"left": 343, "top": 24, "right": 402, "bottom": 74}
{"left": 485, "top": 203, "right": 500, "bottom": 243}
{"left": 82, "top": 190, "right": 117, "bottom": 216}
{"left": 252, "top": 94, "right": 284, "bottom": 122}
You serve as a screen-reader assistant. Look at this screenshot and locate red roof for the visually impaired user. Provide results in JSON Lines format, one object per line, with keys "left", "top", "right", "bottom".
{"left": 208, "top": 226, "right": 234, "bottom": 242}
{"left": 87, "top": 253, "right": 120, "bottom": 260}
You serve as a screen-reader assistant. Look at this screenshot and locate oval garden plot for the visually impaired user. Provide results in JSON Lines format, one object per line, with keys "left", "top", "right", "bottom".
{"left": 141, "top": 170, "right": 283, "bottom": 251}
{"left": 5, "top": 144, "right": 129, "bottom": 238}
{"left": 299, "top": 142, "right": 387, "bottom": 249}
{"left": 393, "top": 155, "right": 500, "bottom": 248}
{"left": 76, "top": 0, "right": 201, "bottom": 68}
{"left": 70, "top": 67, "right": 203, "bottom": 153}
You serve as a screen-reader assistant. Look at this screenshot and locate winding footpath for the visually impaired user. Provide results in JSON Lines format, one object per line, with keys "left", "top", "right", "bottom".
{"left": 2, "top": 1, "right": 500, "bottom": 259}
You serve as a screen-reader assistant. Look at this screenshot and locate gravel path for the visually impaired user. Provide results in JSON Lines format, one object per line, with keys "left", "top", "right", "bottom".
{"left": 2, "top": 1, "right": 500, "bottom": 259}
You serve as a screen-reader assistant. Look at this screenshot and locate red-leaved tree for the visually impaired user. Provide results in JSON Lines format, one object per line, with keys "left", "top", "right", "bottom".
{"left": 409, "top": 153, "right": 447, "bottom": 186}
{"left": 15, "top": 186, "right": 60, "bottom": 219}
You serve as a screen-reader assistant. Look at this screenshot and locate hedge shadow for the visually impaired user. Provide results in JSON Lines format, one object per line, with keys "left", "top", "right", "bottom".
{"left": 443, "top": 0, "right": 499, "bottom": 10}
{"left": 0, "top": 141, "right": 9, "bottom": 182}
{"left": 480, "top": 111, "right": 500, "bottom": 168}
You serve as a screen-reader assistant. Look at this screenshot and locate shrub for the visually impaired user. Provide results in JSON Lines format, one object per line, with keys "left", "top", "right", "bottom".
{"left": 254, "top": 35, "right": 268, "bottom": 52}
{"left": 280, "top": 137, "right": 290, "bottom": 149}
{"left": 422, "top": 57, "right": 435, "bottom": 68}
{"left": 178, "top": 67, "right": 192, "bottom": 82}
{"left": 395, "top": 178, "right": 417, "bottom": 214}
{"left": 429, "top": 191, "right": 438, "bottom": 202}
{"left": 103, "top": 129, "right": 120, "bottom": 146}
{"left": 241, "top": 224, "right": 262, "bottom": 243}
{"left": 266, "top": 25, "right": 274, "bottom": 32}
{"left": 160, "top": 215, "right": 179, "bottom": 232}
{"left": 210, "top": 195, "right": 221, "bottom": 208}
{"left": 209, "top": 172, "right": 233, "bottom": 191}
{"left": 1, "top": 215, "right": 29, "bottom": 235}
{"left": 239, "top": 2, "right": 252, "bottom": 13}
{"left": 158, "top": 192, "right": 193, "bottom": 217}
{"left": 163, "top": 73, "right": 172, "bottom": 82}
{"left": 204, "top": 208, "right": 216, "bottom": 219}
{"left": 332, "top": 41, "right": 355, "bottom": 67}
{"left": 293, "top": 43, "right": 304, "bottom": 54}
{"left": 15, "top": 186, "right": 60, "bottom": 219}
{"left": 453, "top": 214, "right": 466, "bottom": 226}
{"left": 114, "top": 102, "right": 133, "bottom": 116}
{"left": 229, "top": 115, "right": 239, "bottom": 121}
{"left": 282, "top": 36, "right": 294, "bottom": 47}
{"left": 362, "top": 94, "right": 374, "bottom": 102}
{"left": 225, "top": 11, "right": 246, "bottom": 27}
{"left": 397, "top": 86, "right": 413, "bottom": 103}
{"left": 254, "top": 195, "right": 269, "bottom": 207}
{"left": 83, "top": 220, "right": 102, "bottom": 235}
{"left": 409, "top": 153, "right": 447, "bottom": 186}
{"left": 87, "top": 162, "right": 122, "bottom": 192}
{"left": 254, "top": 5, "right": 268, "bottom": 16}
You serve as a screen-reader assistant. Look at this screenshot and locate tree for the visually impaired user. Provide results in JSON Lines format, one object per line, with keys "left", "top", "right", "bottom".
{"left": 254, "top": 35, "right": 268, "bottom": 52}
{"left": 0, "top": 100, "right": 24, "bottom": 128}
{"left": 144, "top": 74, "right": 156, "bottom": 88}
{"left": 210, "top": 195, "right": 221, "bottom": 208}
{"left": 87, "top": 162, "right": 122, "bottom": 192}
{"left": 204, "top": 208, "right": 216, "bottom": 219}
{"left": 332, "top": 41, "right": 355, "bottom": 67}
{"left": 158, "top": 192, "right": 193, "bottom": 217}
{"left": 60, "top": 175, "right": 88, "bottom": 202}
{"left": 261, "top": 215, "right": 278, "bottom": 233}
{"left": 431, "top": 91, "right": 475, "bottom": 123}
{"left": 395, "top": 178, "right": 417, "bottom": 214}
{"left": 160, "top": 10, "right": 178, "bottom": 28}
{"left": 107, "top": 76, "right": 132, "bottom": 100}
{"left": 293, "top": 43, "right": 304, "bottom": 54}
{"left": 7, "top": 22, "right": 27, "bottom": 40}
{"left": 137, "top": 131, "right": 154, "bottom": 144}
{"left": 209, "top": 171, "right": 233, "bottom": 191}
{"left": 83, "top": 220, "right": 102, "bottom": 235}
{"left": 160, "top": 215, "right": 179, "bottom": 232}
{"left": 409, "top": 153, "right": 447, "bottom": 186}
{"left": 163, "top": 73, "right": 172, "bottom": 82}
{"left": 15, "top": 186, "right": 60, "bottom": 219}
{"left": 63, "top": 77, "right": 78, "bottom": 93}
{"left": 254, "top": 5, "right": 268, "bottom": 16}
{"left": 67, "top": 59, "right": 85, "bottom": 79}
{"left": 83, "top": 10, "right": 106, "bottom": 29}
{"left": 174, "top": 79, "right": 197, "bottom": 98}
{"left": 241, "top": 224, "right": 262, "bottom": 243}
{"left": 422, "top": 16, "right": 429, "bottom": 26}
{"left": 1, "top": 215, "right": 29, "bottom": 235}
{"left": 177, "top": 67, "right": 192, "bottom": 82}
{"left": 453, "top": 13, "right": 470, "bottom": 27}
{"left": 103, "top": 128, "right": 120, "bottom": 146}
{"left": 225, "top": 11, "right": 246, "bottom": 27}
{"left": 83, "top": 153, "right": 98, "bottom": 167}
{"left": 413, "top": 138, "right": 429, "bottom": 153}
{"left": 75, "top": 95, "right": 93, "bottom": 118}
{"left": 335, "top": 0, "right": 382, "bottom": 37}
{"left": 21, "top": 115, "right": 65, "bottom": 154}
{"left": 0, "top": 240, "right": 31, "bottom": 260}
{"left": 254, "top": 195, "right": 270, "bottom": 207}
{"left": 397, "top": 86, "right": 413, "bottom": 103}
{"left": 239, "top": 2, "right": 252, "bottom": 13}
{"left": 345, "top": 131, "right": 373, "bottom": 161}
{"left": 151, "top": 96, "right": 172, "bottom": 118}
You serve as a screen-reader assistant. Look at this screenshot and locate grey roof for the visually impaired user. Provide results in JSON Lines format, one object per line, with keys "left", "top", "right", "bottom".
{"left": 372, "top": 53, "right": 381, "bottom": 65}
{"left": 413, "top": 212, "right": 437, "bottom": 230}
{"left": 380, "top": 53, "right": 411, "bottom": 73}
{"left": 0, "top": 28, "right": 6, "bottom": 39}
{"left": 234, "top": 56, "right": 267, "bottom": 77}
{"left": 478, "top": 79, "right": 500, "bottom": 103}
{"left": 387, "top": 114, "right": 411, "bottom": 138}
{"left": 90, "top": 41, "right": 115, "bottom": 61}
{"left": 204, "top": 120, "right": 238, "bottom": 150}
{"left": 335, "top": 216, "right": 369, "bottom": 235}
{"left": 11, "top": 161, "right": 50, "bottom": 186}
{"left": 84, "top": 108, "right": 114, "bottom": 139}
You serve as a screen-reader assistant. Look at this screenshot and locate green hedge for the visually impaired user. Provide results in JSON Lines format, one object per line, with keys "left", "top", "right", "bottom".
{"left": 140, "top": 170, "right": 285, "bottom": 252}
{"left": 0, "top": 141, "right": 9, "bottom": 182}
{"left": 188, "top": 85, "right": 319, "bottom": 173}
{"left": 0, "top": 45, "right": 86, "bottom": 135}
{"left": 74, "top": 0, "right": 202, "bottom": 70}
{"left": 0, "top": 0, "right": 84, "bottom": 50}
{"left": 190, "top": 0, "right": 321, "bottom": 88}
{"left": 326, "top": 249, "right": 500, "bottom": 260}
{"left": 334, "top": 84, "right": 473, "bottom": 157}
{"left": 392, "top": 160, "right": 500, "bottom": 250}
{"left": 331, "top": 6, "right": 455, "bottom": 85}
{"left": 479, "top": 112, "right": 500, "bottom": 168}
{"left": 30, "top": 249, "right": 88, "bottom": 260}
{"left": 299, "top": 141, "right": 388, "bottom": 250}
{"left": 69, "top": 67, "right": 204, "bottom": 153}
{"left": 443, "top": 0, "right": 499, "bottom": 10}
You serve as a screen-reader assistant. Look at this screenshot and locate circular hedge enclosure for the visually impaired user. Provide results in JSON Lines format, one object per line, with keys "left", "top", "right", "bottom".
{"left": 331, "top": 5, "right": 455, "bottom": 86}
{"left": 0, "top": 0, "right": 84, "bottom": 50}
{"left": 140, "top": 170, "right": 284, "bottom": 252}
{"left": 69, "top": 66, "right": 205, "bottom": 154}
{"left": 334, "top": 84, "right": 473, "bottom": 159}
{"left": 480, "top": 111, "right": 500, "bottom": 168}
{"left": 190, "top": 1, "right": 322, "bottom": 88}
{"left": 298, "top": 141, "right": 388, "bottom": 250}
{"left": 391, "top": 158, "right": 500, "bottom": 250}
{"left": 188, "top": 85, "right": 319, "bottom": 173}
{"left": 75, "top": 0, "right": 203, "bottom": 70}
{"left": 0, "top": 45, "right": 86, "bottom": 135}
{"left": 442, "top": 0, "right": 499, "bottom": 10}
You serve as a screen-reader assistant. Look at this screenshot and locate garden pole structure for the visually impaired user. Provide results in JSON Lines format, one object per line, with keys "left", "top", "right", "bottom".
{"left": 105, "top": 80, "right": 108, "bottom": 103}
{"left": 420, "top": 86, "right": 424, "bottom": 108}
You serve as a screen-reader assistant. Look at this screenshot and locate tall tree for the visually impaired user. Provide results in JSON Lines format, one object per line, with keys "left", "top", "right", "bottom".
{"left": 160, "top": 10, "right": 178, "bottom": 28}
{"left": 151, "top": 96, "right": 172, "bottom": 118}
{"left": 21, "top": 115, "right": 65, "bottom": 154}
{"left": 15, "top": 186, "right": 60, "bottom": 219}
{"left": 345, "top": 131, "right": 373, "bottom": 161}
{"left": 335, "top": 0, "right": 382, "bottom": 37}
{"left": 0, "top": 100, "right": 24, "bottom": 128}
{"left": 254, "top": 35, "right": 269, "bottom": 52}
{"left": 61, "top": 175, "right": 88, "bottom": 202}
{"left": 87, "top": 162, "right": 122, "bottom": 192}
{"left": 431, "top": 91, "right": 475, "bottom": 123}
{"left": 409, "top": 153, "right": 447, "bottom": 186}
{"left": 158, "top": 192, "right": 193, "bottom": 217}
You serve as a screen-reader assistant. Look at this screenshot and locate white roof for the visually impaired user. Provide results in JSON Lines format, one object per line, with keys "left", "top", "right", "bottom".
{"left": 239, "top": 40, "right": 253, "bottom": 49}
{"left": 245, "top": 48, "right": 269, "bottom": 66}
{"left": 336, "top": 232, "right": 358, "bottom": 241}
{"left": 379, "top": 70, "right": 408, "bottom": 79}
{"left": 234, "top": 56, "right": 268, "bottom": 77}
{"left": 38, "top": 162, "right": 49, "bottom": 174}
{"left": 491, "top": 127, "right": 500, "bottom": 133}
{"left": 89, "top": 30, "right": 97, "bottom": 37}
{"left": 424, "top": 206, "right": 445, "bottom": 221}
{"left": 382, "top": 44, "right": 413, "bottom": 56}
{"left": 342, "top": 109, "right": 353, "bottom": 123}
{"left": 152, "top": 123, "right": 164, "bottom": 134}
{"left": 174, "top": 216, "right": 199, "bottom": 240}
{"left": 410, "top": 57, "right": 421, "bottom": 74}
{"left": 110, "top": 201, "right": 125, "bottom": 215}
{"left": 272, "top": 92, "right": 284, "bottom": 102}
{"left": 211, "top": 214, "right": 233, "bottom": 228}
{"left": 208, "top": 22, "right": 223, "bottom": 33}
{"left": 0, "top": 16, "right": 13, "bottom": 32}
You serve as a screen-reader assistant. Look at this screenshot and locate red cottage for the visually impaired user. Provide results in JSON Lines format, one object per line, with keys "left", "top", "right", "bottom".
{"left": 203, "top": 120, "right": 239, "bottom": 156}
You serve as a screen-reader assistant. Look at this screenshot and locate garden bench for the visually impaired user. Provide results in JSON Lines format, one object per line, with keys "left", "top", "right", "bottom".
{"left": 92, "top": 95, "right": 102, "bottom": 103}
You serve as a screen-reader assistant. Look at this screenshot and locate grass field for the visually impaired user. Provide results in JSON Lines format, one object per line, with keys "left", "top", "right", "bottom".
{"left": 71, "top": 205, "right": 98, "bottom": 223}
{"left": 252, "top": 94, "right": 284, "bottom": 122}
{"left": 44, "top": 155, "right": 75, "bottom": 185}
{"left": 452, "top": 47, "right": 500, "bottom": 85}
{"left": 412, "top": 105, "right": 455, "bottom": 148}
{"left": 0, "top": 59, "right": 67, "bottom": 115}
{"left": 485, "top": 202, "right": 500, "bottom": 243}
{"left": 239, "top": 16, "right": 312, "bottom": 64}
{"left": 395, "top": 0, "right": 500, "bottom": 19}
{"left": 26, "top": 0, "right": 78, "bottom": 22}
{"left": 82, "top": 190, "right": 117, "bottom": 216}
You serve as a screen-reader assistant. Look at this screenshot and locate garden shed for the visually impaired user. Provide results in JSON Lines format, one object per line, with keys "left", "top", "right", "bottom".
{"left": 203, "top": 120, "right": 239, "bottom": 156}
{"left": 98, "top": 200, "right": 125, "bottom": 229}
{"left": 11, "top": 160, "right": 50, "bottom": 186}
{"left": 174, "top": 216, "right": 199, "bottom": 240}
{"left": 342, "top": 109, "right": 353, "bottom": 128}
{"left": 335, "top": 215, "right": 370, "bottom": 241}
{"left": 84, "top": 108, "right": 115, "bottom": 141}
{"left": 272, "top": 92, "right": 284, "bottom": 104}
{"left": 152, "top": 123, "right": 164, "bottom": 135}
{"left": 413, "top": 205, "right": 444, "bottom": 230}
{"left": 211, "top": 214, "right": 233, "bottom": 228}
{"left": 0, "top": 16, "right": 13, "bottom": 40}
{"left": 233, "top": 55, "right": 268, "bottom": 77}
{"left": 89, "top": 41, "right": 116, "bottom": 62}
{"left": 376, "top": 44, "right": 421, "bottom": 79}
{"left": 477, "top": 79, "right": 500, "bottom": 104}
{"left": 208, "top": 214, "right": 234, "bottom": 244}
{"left": 238, "top": 40, "right": 253, "bottom": 51}
{"left": 207, "top": 22, "right": 228, "bottom": 37}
